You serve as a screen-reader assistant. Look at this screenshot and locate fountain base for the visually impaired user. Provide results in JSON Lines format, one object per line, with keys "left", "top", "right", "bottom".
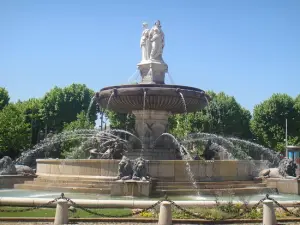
{"left": 13, "top": 159, "right": 275, "bottom": 197}
{"left": 111, "top": 180, "right": 152, "bottom": 197}
{"left": 126, "top": 148, "right": 177, "bottom": 160}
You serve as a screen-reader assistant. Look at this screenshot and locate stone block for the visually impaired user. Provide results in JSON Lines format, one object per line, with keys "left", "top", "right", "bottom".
{"left": 111, "top": 180, "right": 152, "bottom": 197}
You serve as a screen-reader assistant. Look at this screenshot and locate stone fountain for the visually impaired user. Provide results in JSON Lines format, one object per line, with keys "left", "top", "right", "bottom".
{"left": 95, "top": 20, "right": 209, "bottom": 160}
{"left": 13, "top": 20, "right": 274, "bottom": 197}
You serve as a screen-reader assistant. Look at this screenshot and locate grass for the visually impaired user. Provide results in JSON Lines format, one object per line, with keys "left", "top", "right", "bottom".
{"left": 0, "top": 207, "right": 132, "bottom": 218}
{"left": 0, "top": 205, "right": 298, "bottom": 220}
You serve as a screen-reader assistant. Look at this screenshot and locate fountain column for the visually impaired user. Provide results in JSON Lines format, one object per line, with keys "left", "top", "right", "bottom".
{"left": 129, "top": 110, "right": 176, "bottom": 160}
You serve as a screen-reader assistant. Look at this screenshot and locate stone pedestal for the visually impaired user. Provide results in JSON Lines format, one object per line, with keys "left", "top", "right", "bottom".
{"left": 130, "top": 110, "right": 176, "bottom": 160}
{"left": 158, "top": 201, "right": 172, "bottom": 225}
{"left": 137, "top": 61, "right": 168, "bottom": 84}
{"left": 54, "top": 199, "right": 68, "bottom": 225}
{"left": 111, "top": 180, "right": 152, "bottom": 197}
{"left": 263, "top": 200, "right": 277, "bottom": 225}
{"left": 133, "top": 110, "right": 170, "bottom": 148}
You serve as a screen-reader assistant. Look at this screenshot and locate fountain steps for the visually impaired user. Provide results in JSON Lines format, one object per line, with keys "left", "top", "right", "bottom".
{"left": 21, "top": 181, "right": 112, "bottom": 188}
{"left": 155, "top": 180, "right": 263, "bottom": 185}
{"left": 14, "top": 175, "right": 272, "bottom": 196}
{"left": 19, "top": 179, "right": 266, "bottom": 189}
{"left": 155, "top": 183, "right": 267, "bottom": 189}
{"left": 14, "top": 183, "right": 111, "bottom": 194}
{"left": 153, "top": 187, "right": 273, "bottom": 195}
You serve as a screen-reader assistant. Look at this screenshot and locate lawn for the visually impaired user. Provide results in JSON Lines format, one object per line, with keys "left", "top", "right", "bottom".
{"left": 0, "top": 207, "right": 132, "bottom": 218}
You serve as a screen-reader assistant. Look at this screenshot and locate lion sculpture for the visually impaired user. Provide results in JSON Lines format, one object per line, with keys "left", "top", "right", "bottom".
{"left": 117, "top": 156, "right": 133, "bottom": 180}
{"left": 132, "top": 157, "right": 150, "bottom": 181}
{"left": 259, "top": 158, "right": 297, "bottom": 179}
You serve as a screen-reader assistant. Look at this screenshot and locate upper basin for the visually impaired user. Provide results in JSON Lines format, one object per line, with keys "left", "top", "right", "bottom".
{"left": 95, "top": 84, "right": 210, "bottom": 114}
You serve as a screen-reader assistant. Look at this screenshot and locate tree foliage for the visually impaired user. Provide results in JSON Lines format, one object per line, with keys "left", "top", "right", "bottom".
{"left": 251, "top": 93, "right": 300, "bottom": 151}
{"left": 63, "top": 111, "right": 95, "bottom": 131}
{"left": 41, "top": 84, "right": 96, "bottom": 133}
{"left": 16, "top": 98, "right": 44, "bottom": 146}
{"left": 169, "top": 91, "right": 252, "bottom": 139}
{"left": 0, "top": 104, "right": 31, "bottom": 158}
{"left": 0, "top": 87, "right": 10, "bottom": 111}
{"left": 106, "top": 111, "right": 135, "bottom": 132}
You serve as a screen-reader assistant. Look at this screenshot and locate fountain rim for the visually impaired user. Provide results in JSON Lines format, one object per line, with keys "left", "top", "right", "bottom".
{"left": 98, "top": 83, "right": 209, "bottom": 95}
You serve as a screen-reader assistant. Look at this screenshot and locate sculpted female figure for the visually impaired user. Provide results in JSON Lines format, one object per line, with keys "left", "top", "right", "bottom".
{"left": 140, "top": 22, "right": 150, "bottom": 61}
{"left": 149, "top": 27, "right": 164, "bottom": 61}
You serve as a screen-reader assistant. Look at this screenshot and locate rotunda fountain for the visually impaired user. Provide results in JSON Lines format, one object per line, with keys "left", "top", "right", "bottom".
{"left": 13, "top": 20, "right": 276, "bottom": 197}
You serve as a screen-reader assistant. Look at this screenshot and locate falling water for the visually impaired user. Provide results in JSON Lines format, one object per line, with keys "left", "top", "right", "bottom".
{"left": 14, "top": 129, "right": 132, "bottom": 165}
{"left": 178, "top": 91, "right": 189, "bottom": 137}
{"left": 228, "top": 137, "right": 280, "bottom": 167}
{"left": 154, "top": 133, "right": 200, "bottom": 195}
{"left": 141, "top": 90, "right": 147, "bottom": 156}
{"left": 86, "top": 96, "right": 95, "bottom": 121}
{"left": 204, "top": 96, "right": 222, "bottom": 130}
{"left": 106, "top": 92, "right": 115, "bottom": 110}
{"left": 109, "top": 129, "right": 143, "bottom": 146}
{"left": 166, "top": 72, "right": 175, "bottom": 84}
{"left": 127, "top": 70, "right": 139, "bottom": 84}
{"left": 186, "top": 132, "right": 251, "bottom": 160}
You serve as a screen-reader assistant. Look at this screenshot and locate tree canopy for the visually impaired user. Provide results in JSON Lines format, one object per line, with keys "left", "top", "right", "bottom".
{"left": 169, "top": 91, "right": 252, "bottom": 139}
{"left": 251, "top": 93, "right": 300, "bottom": 151}
{"left": 41, "top": 84, "right": 97, "bottom": 133}
{"left": 0, "top": 104, "right": 31, "bottom": 158}
{"left": 0, "top": 87, "right": 10, "bottom": 111}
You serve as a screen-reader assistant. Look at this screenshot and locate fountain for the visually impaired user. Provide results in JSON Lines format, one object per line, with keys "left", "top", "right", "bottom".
{"left": 7, "top": 20, "right": 295, "bottom": 198}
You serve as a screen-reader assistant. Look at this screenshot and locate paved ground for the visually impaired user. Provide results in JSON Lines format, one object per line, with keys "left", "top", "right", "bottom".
{"left": 1, "top": 222, "right": 300, "bottom": 225}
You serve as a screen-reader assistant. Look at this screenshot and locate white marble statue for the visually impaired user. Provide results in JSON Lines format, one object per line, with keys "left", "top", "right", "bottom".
{"left": 140, "top": 20, "right": 165, "bottom": 62}
{"left": 140, "top": 22, "right": 150, "bottom": 61}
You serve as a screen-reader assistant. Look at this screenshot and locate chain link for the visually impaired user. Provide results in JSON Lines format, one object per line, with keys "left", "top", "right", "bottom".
{"left": 64, "top": 195, "right": 162, "bottom": 218}
{"left": 266, "top": 194, "right": 300, "bottom": 217}
{"left": 0, "top": 195, "right": 62, "bottom": 213}
{"left": 1, "top": 192, "right": 300, "bottom": 220}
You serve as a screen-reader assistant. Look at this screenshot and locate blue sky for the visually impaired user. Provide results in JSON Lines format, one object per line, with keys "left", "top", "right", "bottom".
{"left": 0, "top": 0, "right": 299, "bottom": 112}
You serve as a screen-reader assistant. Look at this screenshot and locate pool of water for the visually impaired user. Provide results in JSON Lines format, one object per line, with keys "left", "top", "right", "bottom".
{"left": 1, "top": 189, "right": 300, "bottom": 202}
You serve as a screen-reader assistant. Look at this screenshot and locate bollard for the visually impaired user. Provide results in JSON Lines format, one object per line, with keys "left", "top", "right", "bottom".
{"left": 263, "top": 200, "right": 277, "bottom": 225}
{"left": 54, "top": 199, "right": 69, "bottom": 225}
{"left": 158, "top": 201, "right": 172, "bottom": 225}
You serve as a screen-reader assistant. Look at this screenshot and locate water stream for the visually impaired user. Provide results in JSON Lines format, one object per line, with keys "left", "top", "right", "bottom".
{"left": 154, "top": 133, "right": 200, "bottom": 195}
{"left": 141, "top": 89, "right": 147, "bottom": 156}
{"left": 86, "top": 96, "right": 95, "bottom": 121}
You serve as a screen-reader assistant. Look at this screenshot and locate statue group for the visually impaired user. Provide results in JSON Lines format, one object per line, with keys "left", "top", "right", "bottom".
{"left": 140, "top": 20, "right": 165, "bottom": 62}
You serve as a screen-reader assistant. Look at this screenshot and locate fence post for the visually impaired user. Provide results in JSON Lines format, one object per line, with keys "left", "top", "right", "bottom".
{"left": 54, "top": 199, "right": 69, "bottom": 225}
{"left": 263, "top": 200, "right": 277, "bottom": 225}
{"left": 158, "top": 201, "right": 172, "bottom": 225}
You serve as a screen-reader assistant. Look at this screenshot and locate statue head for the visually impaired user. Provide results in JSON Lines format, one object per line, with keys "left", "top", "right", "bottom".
{"left": 155, "top": 20, "right": 161, "bottom": 28}
{"left": 142, "top": 22, "right": 148, "bottom": 29}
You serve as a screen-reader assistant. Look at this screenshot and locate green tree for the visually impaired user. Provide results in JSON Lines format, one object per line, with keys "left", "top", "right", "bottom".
{"left": 63, "top": 111, "right": 95, "bottom": 131}
{"left": 15, "top": 98, "right": 44, "bottom": 145}
{"left": 41, "top": 84, "right": 96, "bottom": 132}
{"left": 292, "top": 94, "right": 300, "bottom": 144}
{"left": 0, "top": 104, "right": 31, "bottom": 158}
{"left": 170, "top": 91, "right": 252, "bottom": 139}
{"left": 251, "top": 93, "right": 299, "bottom": 151}
{"left": 0, "top": 87, "right": 10, "bottom": 110}
{"left": 106, "top": 111, "right": 135, "bottom": 132}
